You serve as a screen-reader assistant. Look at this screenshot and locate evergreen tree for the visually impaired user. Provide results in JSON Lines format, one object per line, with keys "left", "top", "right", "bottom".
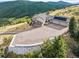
{"left": 76, "top": 29, "right": 79, "bottom": 41}
{"left": 73, "top": 45, "right": 79, "bottom": 57}
{"left": 69, "top": 17, "right": 79, "bottom": 41}
{"left": 69, "top": 17, "right": 77, "bottom": 38}
{"left": 41, "top": 40, "right": 54, "bottom": 58}
{"left": 76, "top": 21, "right": 79, "bottom": 40}
{"left": 52, "top": 36, "right": 67, "bottom": 58}
{"left": 41, "top": 36, "right": 67, "bottom": 58}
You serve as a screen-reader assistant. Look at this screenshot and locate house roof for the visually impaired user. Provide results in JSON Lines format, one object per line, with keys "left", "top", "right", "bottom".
{"left": 32, "top": 13, "right": 69, "bottom": 23}
{"left": 32, "top": 13, "right": 48, "bottom": 23}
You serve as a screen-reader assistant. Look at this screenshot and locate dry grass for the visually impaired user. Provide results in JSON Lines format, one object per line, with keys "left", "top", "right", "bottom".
{"left": 63, "top": 33, "right": 77, "bottom": 58}
{"left": 0, "top": 22, "right": 31, "bottom": 33}
{"left": 0, "top": 35, "right": 13, "bottom": 47}
{"left": 49, "top": 6, "right": 79, "bottom": 20}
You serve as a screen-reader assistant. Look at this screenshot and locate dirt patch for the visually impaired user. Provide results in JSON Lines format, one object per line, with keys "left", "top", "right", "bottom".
{"left": 0, "top": 37, "right": 3, "bottom": 45}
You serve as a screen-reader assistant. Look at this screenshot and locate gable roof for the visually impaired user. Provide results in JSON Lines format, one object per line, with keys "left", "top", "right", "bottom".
{"left": 32, "top": 13, "right": 48, "bottom": 23}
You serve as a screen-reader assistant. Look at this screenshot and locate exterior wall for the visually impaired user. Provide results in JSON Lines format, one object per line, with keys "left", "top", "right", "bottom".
{"left": 48, "top": 16, "right": 70, "bottom": 26}
{"left": 31, "top": 20, "right": 42, "bottom": 27}
{"left": 52, "top": 20, "right": 69, "bottom": 26}
{"left": 32, "top": 13, "right": 47, "bottom": 23}
{"left": 8, "top": 45, "right": 41, "bottom": 54}
{"left": 33, "top": 14, "right": 70, "bottom": 26}
{"left": 8, "top": 35, "right": 42, "bottom": 54}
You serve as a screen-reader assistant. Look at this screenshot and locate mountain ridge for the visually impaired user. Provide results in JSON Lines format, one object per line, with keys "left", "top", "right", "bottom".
{"left": 0, "top": 0, "right": 73, "bottom": 18}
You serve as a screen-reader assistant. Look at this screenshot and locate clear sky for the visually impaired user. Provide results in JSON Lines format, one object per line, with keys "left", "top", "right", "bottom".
{"left": 0, "top": 0, "right": 79, "bottom": 3}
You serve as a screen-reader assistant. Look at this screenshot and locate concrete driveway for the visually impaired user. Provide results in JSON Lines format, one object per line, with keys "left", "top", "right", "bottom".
{"left": 11, "top": 26, "right": 68, "bottom": 46}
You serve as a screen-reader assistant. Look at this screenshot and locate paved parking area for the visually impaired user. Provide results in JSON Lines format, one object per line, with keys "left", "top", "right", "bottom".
{"left": 46, "top": 23, "right": 66, "bottom": 30}
{"left": 11, "top": 25, "right": 68, "bottom": 46}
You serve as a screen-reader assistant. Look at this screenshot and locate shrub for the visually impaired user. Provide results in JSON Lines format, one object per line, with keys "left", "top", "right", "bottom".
{"left": 41, "top": 36, "right": 67, "bottom": 58}
{"left": 25, "top": 51, "right": 42, "bottom": 58}
{"left": 69, "top": 17, "right": 77, "bottom": 38}
{"left": 73, "top": 45, "right": 79, "bottom": 57}
{"left": 0, "top": 35, "right": 13, "bottom": 47}
{"left": 52, "top": 36, "right": 67, "bottom": 58}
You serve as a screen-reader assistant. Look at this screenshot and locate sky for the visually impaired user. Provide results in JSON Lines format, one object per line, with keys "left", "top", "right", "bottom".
{"left": 30, "top": 0, "right": 79, "bottom": 3}
{"left": 0, "top": 0, "right": 79, "bottom": 3}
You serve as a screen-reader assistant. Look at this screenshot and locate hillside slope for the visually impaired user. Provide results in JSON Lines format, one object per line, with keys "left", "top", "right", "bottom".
{"left": 49, "top": 6, "right": 79, "bottom": 20}
{"left": 0, "top": 1, "right": 72, "bottom": 18}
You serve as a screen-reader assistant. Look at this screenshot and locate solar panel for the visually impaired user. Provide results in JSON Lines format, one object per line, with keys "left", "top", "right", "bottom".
{"left": 54, "top": 16, "right": 67, "bottom": 21}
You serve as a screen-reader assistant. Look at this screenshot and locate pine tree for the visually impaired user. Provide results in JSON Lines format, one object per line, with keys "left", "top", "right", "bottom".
{"left": 69, "top": 17, "right": 77, "bottom": 38}
{"left": 76, "top": 21, "right": 79, "bottom": 40}
{"left": 41, "top": 40, "right": 54, "bottom": 58}
{"left": 41, "top": 36, "right": 67, "bottom": 58}
{"left": 52, "top": 36, "right": 67, "bottom": 58}
{"left": 76, "top": 29, "right": 79, "bottom": 41}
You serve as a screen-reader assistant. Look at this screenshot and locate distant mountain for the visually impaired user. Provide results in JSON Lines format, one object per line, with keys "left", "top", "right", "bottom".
{"left": 74, "top": 3, "right": 79, "bottom": 5}
{"left": 47, "top": 1, "right": 72, "bottom": 5}
{"left": 0, "top": 0, "right": 73, "bottom": 18}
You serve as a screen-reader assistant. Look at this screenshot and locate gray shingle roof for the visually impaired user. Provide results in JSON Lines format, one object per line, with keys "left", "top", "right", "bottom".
{"left": 32, "top": 13, "right": 48, "bottom": 23}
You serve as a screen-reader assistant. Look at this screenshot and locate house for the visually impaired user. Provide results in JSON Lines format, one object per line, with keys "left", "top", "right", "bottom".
{"left": 8, "top": 13, "right": 69, "bottom": 54}
{"left": 32, "top": 13, "right": 49, "bottom": 26}
{"left": 32, "top": 13, "right": 70, "bottom": 26}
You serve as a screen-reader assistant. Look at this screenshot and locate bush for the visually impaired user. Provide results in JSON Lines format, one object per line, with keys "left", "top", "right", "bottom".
{"left": 69, "top": 17, "right": 77, "bottom": 38}
{"left": 25, "top": 51, "right": 42, "bottom": 58}
{"left": 41, "top": 36, "right": 68, "bottom": 58}
{"left": 41, "top": 40, "right": 54, "bottom": 58}
{"left": 5, "top": 52, "right": 18, "bottom": 58}
{"left": 12, "top": 17, "right": 32, "bottom": 25}
{"left": 52, "top": 36, "right": 67, "bottom": 58}
{"left": 0, "top": 48, "right": 5, "bottom": 57}
{"left": 0, "top": 35, "right": 13, "bottom": 47}
{"left": 69, "top": 17, "right": 79, "bottom": 42}
{"left": 0, "top": 17, "right": 32, "bottom": 27}
{"left": 73, "top": 45, "right": 79, "bottom": 57}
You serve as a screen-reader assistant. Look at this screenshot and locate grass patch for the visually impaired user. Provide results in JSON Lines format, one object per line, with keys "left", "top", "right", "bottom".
{"left": 0, "top": 35, "right": 13, "bottom": 47}
{"left": 0, "top": 22, "right": 32, "bottom": 33}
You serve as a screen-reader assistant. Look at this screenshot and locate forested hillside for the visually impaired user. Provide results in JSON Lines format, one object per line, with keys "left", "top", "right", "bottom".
{"left": 0, "top": 0, "right": 72, "bottom": 18}
{"left": 0, "top": 0, "right": 73, "bottom": 27}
